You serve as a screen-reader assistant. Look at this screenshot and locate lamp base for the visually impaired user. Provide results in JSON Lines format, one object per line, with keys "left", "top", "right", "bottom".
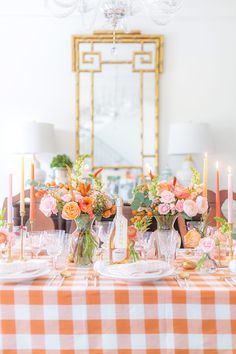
{"left": 34, "top": 155, "right": 46, "bottom": 184}
{"left": 176, "top": 154, "right": 195, "bottom": 185}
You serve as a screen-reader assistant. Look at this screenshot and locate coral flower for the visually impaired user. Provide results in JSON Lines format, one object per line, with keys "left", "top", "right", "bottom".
{"left": 174, "top": 185, "right": 191, "bottom": 199}
{"left": 62, "top": 202, "right": 81, "bottom": 220}
{"left": 80, "top": 197, "right": 94, "bottom": 214}
{"left": 158, "top": 182, "right": 174, "bottom": 193}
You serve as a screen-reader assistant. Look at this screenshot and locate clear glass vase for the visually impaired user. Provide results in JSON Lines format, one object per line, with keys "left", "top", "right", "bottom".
{"left": 155, "top": 214, "right": 180, "bottom": 264}
{"left": 71, "top": 216, "right": 98, "bottom": 267}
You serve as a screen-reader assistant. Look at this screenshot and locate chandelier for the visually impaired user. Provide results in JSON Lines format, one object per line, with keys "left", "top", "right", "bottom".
{"left": 45, "top": 0, "right": 184, "bottom": 28}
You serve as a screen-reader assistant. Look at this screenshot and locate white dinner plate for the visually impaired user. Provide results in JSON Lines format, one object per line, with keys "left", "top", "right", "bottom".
{"left": 94, "top": 260, "right": 175, "bottom": 284}
{"left": 0, "top": 268, "right": 51, "bottom": 284}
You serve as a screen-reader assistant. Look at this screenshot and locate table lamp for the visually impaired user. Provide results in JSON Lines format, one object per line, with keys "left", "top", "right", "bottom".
{"left": 17, "top": 121, "right": 55, "bottom": 183}
{"left": 168, "top": 122, "right": 211, "bottom": 185}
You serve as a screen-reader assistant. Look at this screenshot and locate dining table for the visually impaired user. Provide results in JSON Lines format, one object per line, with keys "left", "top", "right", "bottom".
{"left": 0, "top": 256, "right": 236, "bottom": 354}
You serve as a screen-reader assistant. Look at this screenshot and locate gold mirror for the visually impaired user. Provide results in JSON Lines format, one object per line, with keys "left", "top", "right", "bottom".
{"left": 72, "top": 31, "right": 163, "bottom": 175}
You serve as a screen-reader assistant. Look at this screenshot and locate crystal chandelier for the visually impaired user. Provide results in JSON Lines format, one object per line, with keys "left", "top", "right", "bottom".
{"left": 45, "top": 0, "right": 184, "bottom": 27}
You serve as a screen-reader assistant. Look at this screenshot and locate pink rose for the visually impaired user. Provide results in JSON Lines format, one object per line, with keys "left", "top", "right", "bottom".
{"left": 61, "top": 194, "right": 72, "bottom": 203}
{"left": 40, "top": 195, "right": 58, "bottom": 217}
{"left": 158, "top": 203, "right": 170, "bottom": 215}
{"left": 175, "top": 199, "right": 184, "bottom": 213}
{"left": 196, "top": 196, "right": 208, "bottom": 214}
{"left": 160, "top": 190, "right": 175, "bottom": 204}
{"left": 183, "top": 200, "right": 198, "bottom": 217}
{"left": 199, "top": 237, "right": 215, "bottom": 253}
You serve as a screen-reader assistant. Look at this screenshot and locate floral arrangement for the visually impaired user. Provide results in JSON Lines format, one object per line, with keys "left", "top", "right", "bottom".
{"left": 196, "top": 237, "right": 216, "bottom": 271}
{"left": 37, "top": 156, "right": 116, "bottom": 264}
{"left": 131, "top": 169, "right": 208, "bottom": 232}
{"left": 210, "top": 217, "right": 230, "bottom": 264}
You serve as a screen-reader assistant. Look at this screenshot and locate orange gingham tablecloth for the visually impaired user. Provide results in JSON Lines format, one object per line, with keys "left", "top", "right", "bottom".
{"left": 0, "top": 264, "right": 236, "bottom": 354}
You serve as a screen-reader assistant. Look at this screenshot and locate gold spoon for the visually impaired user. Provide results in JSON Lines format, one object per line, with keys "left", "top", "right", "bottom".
{"left": 58, "top": 270, "right": 72, "bottom": 287}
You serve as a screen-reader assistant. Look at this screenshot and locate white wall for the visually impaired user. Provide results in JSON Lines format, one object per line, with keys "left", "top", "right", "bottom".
{"left": 0, "top": 0, "right": 236, "bottom": 205}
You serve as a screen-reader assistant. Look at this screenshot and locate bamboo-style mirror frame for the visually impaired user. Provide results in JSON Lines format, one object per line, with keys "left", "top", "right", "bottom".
{"left": 72, "top": 31, "right": 164, "bottom": 174}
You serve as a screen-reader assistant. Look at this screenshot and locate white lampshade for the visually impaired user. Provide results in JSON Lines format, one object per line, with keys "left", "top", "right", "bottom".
{"left": 168, "top": 122, "right": 211, "bottom": 155}
{"left": 16, "top": 121, "right": 55, "bottom": 154}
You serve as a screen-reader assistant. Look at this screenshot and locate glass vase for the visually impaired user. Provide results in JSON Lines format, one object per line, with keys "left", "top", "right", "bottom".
{"left": 71, "top": 216, "right": 98, "bottom": 267}
{"left": 155, "top": 214, "right": 180, "bottom": 264}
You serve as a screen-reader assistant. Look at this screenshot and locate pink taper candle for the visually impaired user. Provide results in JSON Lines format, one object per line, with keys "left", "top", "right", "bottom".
{"left": 215, "top": 161, "right": 221, "bottom": 227}
{"left": 20, "top": 156, "right": 25, "bottom": 215}
{"left": 8, "top": 174, "right": 13, "bottom": 225}
{"left": 228, "top": 166, "right": 233, "bottom": 224}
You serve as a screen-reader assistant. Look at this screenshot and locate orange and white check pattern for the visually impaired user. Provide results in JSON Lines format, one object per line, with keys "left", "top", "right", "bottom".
{"left": 0, "top": 264, "right": 236, "bottom": 354}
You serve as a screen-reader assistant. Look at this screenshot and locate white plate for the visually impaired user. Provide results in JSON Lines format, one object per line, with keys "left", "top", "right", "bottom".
{"left": 0, "top": 268, "right": 51, "bottom": 284}
{"left": 94, "top": 260, "right": 175, "bottom": 284}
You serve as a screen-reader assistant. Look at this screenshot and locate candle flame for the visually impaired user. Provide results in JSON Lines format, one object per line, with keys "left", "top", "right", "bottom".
{"left": 216, "top": 161, "right": 219, "bottom": 169}
{"left": 204, "top": 152, "right": 208, "bottom": 158}
{"left": 228, "top": 166, "right": 232, "bottom": 174}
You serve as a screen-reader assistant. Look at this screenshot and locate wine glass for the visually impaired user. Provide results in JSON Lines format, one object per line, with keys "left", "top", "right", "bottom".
{"left": 55, "top": 233, "right": 72, "bottom": 272}
{"left": 137, "top": 231, "right": 156, "bottom": 261}
{"left": 45, "top": 230, "right": 65, "bottom": 273}
{"left": 28, "top": 231, "right": 44, "bottom": 259}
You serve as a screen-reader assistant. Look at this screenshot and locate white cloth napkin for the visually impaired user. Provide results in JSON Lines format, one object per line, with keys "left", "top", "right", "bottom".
{"left": 106, "top": 260, "right": 167, "bottom": 277}
{"left": 0, "top": 260, "right": 48, "bottom": 275}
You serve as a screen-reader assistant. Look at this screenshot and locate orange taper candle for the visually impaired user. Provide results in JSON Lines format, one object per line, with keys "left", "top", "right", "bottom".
{"left": 215, "top": 161, "right": 221, "bottom": 227}
{"left": 30, "top": 155, "right": 36, "bottom": 222}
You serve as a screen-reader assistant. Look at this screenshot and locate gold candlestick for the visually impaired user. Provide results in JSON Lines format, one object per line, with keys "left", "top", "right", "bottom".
{"left": 7, "top": 222, "right": 13, "bottom": 263}
{"left": 229, "top": 223, "right": 234, "bottom": 260}
{"left": 20, "top": 213, "right": 25, "bottom": 261}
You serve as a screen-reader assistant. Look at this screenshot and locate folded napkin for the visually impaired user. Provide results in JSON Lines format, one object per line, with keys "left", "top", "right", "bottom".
{"left": 106, "top": 260, "right": 167, "bottom": 277}
{"left": 0, "top": 259, "right": 48, "bottom": 276}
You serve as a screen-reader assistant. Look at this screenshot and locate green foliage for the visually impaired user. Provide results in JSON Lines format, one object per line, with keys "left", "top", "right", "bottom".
{"left": 89, "top": 173, "right": 103, "bottom": 192}
{"left": 149, "top": 176, "right": 159, "bottom": 199}
{"left": 131, "top": 192, "right": 151, "bottom": 211}
{"left": 134, "top": 216, "right": 152, "bottom": 233}
{"left": 73, "top": 155, "right": 90, "bottom": 179}
{"left": 0, "top": 209, "right": 7, "bottom": 228}
{"left": 50, "top": 154, "right": 73, "bottom": 169}
{"left": 214, "top": 217, "right": 231, "bottom": 234}
{"left": 191, "top": 167, "right": 200, "bottom": 185}
{"left": 129, "top": 241, "right": 139, "bottom": 262}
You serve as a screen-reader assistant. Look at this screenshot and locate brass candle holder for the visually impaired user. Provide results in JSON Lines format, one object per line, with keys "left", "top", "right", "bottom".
{"left": 30, "top": 219, "right": 34, "bottom": 232}
{"left": 20, "top": 212, "right": 25, "bottom": 261}
{"left": 7, "top": 222, "right": 13, "bottom": 263}
{"left": 229, "top": 223, "right": 234, "bottom": 260}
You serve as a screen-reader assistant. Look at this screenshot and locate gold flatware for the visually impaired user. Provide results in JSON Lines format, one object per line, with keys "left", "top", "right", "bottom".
{"left": 58, "top": 270, "right": 72, "bottom": 287}
{"left": 224, "top": 278, "right": 234, "bottom": 288}
{"left": 174, "top": 275, "right": 183, "bottom": 288}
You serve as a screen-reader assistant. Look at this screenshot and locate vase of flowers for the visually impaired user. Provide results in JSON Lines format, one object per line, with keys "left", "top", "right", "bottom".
{"left": 38, "top": 155, "right": 116, "bottom": 266}
{"left": 131, "top": 169, "right": 208, "bottom": 263}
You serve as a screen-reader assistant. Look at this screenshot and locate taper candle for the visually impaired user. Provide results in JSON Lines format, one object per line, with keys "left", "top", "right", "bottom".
{"left": 202, "top": 152, "right": 208, "bottom": 198}
{"left": 228, "top": 166, "right": 233, "bottom": 224}
{"left": 215, "top": 161, "right": 221, "bottom": 227}
{"left": 20, "top": 155, "right": 25, "bottom": 215}
{"left": 7, "top": 174, "right": 13, "bottom": 225}
{"left": 30, "top": 155, "right": 36, "bottom": 223}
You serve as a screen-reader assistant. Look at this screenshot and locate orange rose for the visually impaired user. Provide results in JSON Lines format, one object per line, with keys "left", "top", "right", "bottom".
{"left": 184, "top": 230, "right": 201, "bottom": 248}
{"left": 62, "top": 202, "right": 81, "bottom": 220}
{"left": 80, "top": 197, "right": 94, "bottom": 214}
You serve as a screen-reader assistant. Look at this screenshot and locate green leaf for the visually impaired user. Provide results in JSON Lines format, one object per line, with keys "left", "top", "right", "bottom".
{"left": 191, "top": 167, "right": 200, "bottom": 185}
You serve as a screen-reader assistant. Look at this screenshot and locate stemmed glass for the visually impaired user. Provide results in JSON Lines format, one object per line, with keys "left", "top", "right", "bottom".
{"left": 137, "top": 231, "right": 155, "bottom": 261}
{"left": 55, "top": 233, "right": 72, "bottom": 272}
{"left": 92, "top": 221, "right": 114, "bottom": 264}
{"left": 45, "top": 230, "right": 65, "bottom": 273}
{"left": 28, "top": 231, "right": 44, "bottom": 259}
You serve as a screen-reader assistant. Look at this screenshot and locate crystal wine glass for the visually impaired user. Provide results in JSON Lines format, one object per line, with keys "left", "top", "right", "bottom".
{"left": 28, "top": 231, "right": 44, "bottom": 259}
{"left": 45, "top": 230, "right": 65, "bottom": 273}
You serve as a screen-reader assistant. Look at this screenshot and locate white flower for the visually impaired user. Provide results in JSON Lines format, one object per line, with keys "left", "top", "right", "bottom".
{"left": 196, "top": 196, "right": 208, "bottom": 214}
{"left": 183, "top": 200, "right": 198, "bottom": 217}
